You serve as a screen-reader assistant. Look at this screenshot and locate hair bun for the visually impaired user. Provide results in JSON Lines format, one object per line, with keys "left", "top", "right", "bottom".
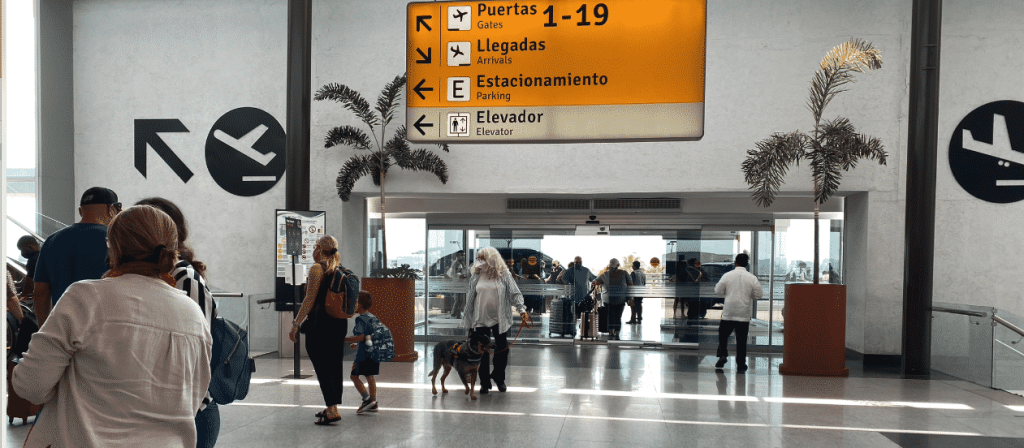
{"left": 324, "top": 248, "right": 338, "bottom": 256}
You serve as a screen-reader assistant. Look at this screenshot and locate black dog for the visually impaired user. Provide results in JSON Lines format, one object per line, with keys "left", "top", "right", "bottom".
{"left": 429, "top": 333, "right": 494, "bottom": 400}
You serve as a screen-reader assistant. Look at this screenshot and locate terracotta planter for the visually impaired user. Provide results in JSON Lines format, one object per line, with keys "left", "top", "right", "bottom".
{"left": 779, "top": 283, "right": 848, "bottom": 377}
{"left": 361, "top": 278, "right": 419, "bottom": 362}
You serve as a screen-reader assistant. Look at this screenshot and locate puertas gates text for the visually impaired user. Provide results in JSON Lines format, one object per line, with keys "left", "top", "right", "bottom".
{"left": 406, "top": 0, "right": 706, "bottom": 143}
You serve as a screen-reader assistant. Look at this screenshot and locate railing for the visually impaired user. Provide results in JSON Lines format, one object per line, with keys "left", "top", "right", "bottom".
{"left": 931, "top": 302, "right": 1024, "bottom": 393}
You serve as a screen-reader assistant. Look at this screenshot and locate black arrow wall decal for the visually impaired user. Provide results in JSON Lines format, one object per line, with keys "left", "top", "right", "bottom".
{"left": 134, "top": 119, "right": 194, "bottom": 183}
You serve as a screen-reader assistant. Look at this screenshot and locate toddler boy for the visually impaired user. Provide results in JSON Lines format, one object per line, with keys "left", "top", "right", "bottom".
{"left": 346, "top": 292, "right": 380, "bottom": 414}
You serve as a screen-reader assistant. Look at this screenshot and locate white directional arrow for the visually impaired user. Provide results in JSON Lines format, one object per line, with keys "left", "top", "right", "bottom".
{"left": 214, "top": 124, "right": 276, "bottom": 166}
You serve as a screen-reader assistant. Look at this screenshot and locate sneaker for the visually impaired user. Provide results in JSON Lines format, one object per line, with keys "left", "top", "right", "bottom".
{"left": 366, "top": 400, "right": 379, "bottom": 412}
{"left": 737, "top": 364, "right": 748, "bottom": 373}
{"left": 357, "top": 398, "right": 375, "bottom": 414}
{"left": 715, "top": 357, "right": 727, "bottom": 368}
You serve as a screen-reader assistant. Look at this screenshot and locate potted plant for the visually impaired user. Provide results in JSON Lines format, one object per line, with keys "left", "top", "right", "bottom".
{"left": 741, "top": 39, "right": 887, "bottom": 376}
{"left": 315, "top": 74, "right": 450, "bottom": 361}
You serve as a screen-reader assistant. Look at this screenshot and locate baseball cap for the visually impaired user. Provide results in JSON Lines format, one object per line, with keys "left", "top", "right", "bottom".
{"left": 80, "top": 187, "right": 119, "bottom": 206}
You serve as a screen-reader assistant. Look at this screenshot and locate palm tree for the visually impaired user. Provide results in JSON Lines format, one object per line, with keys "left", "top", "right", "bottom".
{"left": 314, "top": 74, "right": 449, "bottom": 275}
{"left": 741, "top": 39, "right": 888, "bottom": 284}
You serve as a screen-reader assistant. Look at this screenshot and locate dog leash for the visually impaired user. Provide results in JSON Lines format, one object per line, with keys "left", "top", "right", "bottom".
{"left": 486, "top": 313, "right": 533, "bottom": 355}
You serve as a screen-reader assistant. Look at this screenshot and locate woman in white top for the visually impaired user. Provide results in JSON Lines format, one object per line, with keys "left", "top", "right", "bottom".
{"left": 459, "top": 247, "right": 528, "bottom": 394}
{"left": 13, "top": 205, "right": 212, "bottom": 448}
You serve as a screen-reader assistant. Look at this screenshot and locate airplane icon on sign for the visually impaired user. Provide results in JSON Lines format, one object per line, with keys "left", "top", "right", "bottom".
{"left": 447, "top": 6, "right": 471, "bottom": 31}
{"left": 962, "top": 113, "right": 1024, "bottom": 186}
{"left": 963, "top": 114, "right": 1024, "bottom": 166}
{"left": 451, "top": 45, "right": 464, "bottom": 57}
{"left": 214, "top": 124, "right": 276, "bottom": 166}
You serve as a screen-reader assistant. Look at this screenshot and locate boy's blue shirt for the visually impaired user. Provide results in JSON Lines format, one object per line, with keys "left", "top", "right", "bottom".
{"left": 353, "top": 312, "right": 375, "bottom": 361}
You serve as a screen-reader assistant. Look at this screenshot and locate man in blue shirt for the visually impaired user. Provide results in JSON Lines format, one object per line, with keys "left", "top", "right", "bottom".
{"left": 33, "top": 187, "right": 121, "bottom": 326}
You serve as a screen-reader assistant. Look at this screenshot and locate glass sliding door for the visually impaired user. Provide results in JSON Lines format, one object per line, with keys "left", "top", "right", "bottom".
{"left": 423, "top": 227, "right": 469, "bottom": 337}
{"left": 410, "top": 220, "right": 841, "bottom": 348}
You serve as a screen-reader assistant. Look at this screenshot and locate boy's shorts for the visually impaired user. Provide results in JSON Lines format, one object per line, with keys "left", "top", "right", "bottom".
{"left": 352, "top": 358, "right": 380, "bottom": 376}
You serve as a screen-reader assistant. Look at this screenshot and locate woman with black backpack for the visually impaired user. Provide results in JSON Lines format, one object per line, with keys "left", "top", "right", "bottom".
{"left": 136, "top": 197, "right": 220, "bottom": 447}
{"left": 290, "top": 235, "right": 350, "bottom": 425}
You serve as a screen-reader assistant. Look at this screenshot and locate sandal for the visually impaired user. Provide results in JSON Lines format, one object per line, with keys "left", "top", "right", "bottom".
{"left": 314, "top": 413, "right": 341, "bottom": 425}
{"left": 314, "top": 409, "right": 328, "bottom": 418}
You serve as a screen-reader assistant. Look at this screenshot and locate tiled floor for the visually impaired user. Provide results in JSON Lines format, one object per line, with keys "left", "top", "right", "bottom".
{"left": 7, "top": 344, "right": 1024, "bottom": 447}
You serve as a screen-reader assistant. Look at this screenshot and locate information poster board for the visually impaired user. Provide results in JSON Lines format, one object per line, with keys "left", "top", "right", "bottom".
{"left": 407, "top": 0, "right": 707, "bottom": 143}
{"left": 275, "top": 210, "right": 326, "bottom": 311}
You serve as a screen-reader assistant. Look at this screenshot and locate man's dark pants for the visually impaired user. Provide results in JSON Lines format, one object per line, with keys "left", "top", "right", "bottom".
{"left": 717, "top": 320, "right": 750, "bottom": 366}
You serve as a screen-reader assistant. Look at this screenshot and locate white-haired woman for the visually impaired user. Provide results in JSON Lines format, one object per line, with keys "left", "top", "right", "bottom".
{"left": 593, "top": 258, "right": 633, "bottom": 340}
{"left": 459, "top": 247, "right": 528, "bottom": 394}
{"left": 289, "top": 235, "right": 350, "bottom": 425}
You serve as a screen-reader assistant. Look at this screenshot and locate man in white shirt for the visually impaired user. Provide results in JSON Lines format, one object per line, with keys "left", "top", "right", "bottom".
{"left": 713, "top": 253, "right": 763, "bottom": 372}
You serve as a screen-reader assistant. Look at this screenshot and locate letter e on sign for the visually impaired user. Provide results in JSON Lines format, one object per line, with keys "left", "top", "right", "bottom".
{"left": 447, "top": 77, "right": 471, "bottom": 102}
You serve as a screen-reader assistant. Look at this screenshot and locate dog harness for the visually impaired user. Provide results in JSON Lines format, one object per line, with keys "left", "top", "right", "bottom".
{"left": 452, "top": 342, "right": 483, "bottom": 364}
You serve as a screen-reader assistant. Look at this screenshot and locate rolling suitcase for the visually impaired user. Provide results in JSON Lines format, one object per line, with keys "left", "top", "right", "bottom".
{"left": 597, "top": 305, "right": 608, "bottom": 333}
{"left": 7, "top": 361, "right": 42, "bottom": 425}
{"left": 579, "top": 310, "right": 599, "bottom": 340}
{"left": 548, "top": 297, "right": 575, "bottom": 337}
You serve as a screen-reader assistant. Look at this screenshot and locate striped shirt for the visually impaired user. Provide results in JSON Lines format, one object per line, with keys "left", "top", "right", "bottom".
{"left": 459, "top": 269, "right": 526, "bottom": 334}
{"left": 172, "top": 259, "right": 216, "bottom": 411}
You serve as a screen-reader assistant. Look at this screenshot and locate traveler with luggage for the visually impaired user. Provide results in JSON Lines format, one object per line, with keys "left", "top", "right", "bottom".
{"left": 13, "top": 205, "right": 212, "bottom": 447}
{"left": 137, "top": 197, "right": 221, "bottom": 448}
{"left": 289, "top": 235, "right": 353, "bottom": 425}
{"left": 592, "top": 258, "right": 633, "bottom": 340}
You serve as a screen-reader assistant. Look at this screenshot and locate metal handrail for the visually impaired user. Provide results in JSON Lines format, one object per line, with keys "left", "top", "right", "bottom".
{"left": 931, "top": 306, "right": 988, "bottom": 318}
{"left": 6, "top": 215, "right": 44, "bottom": 243}
{"left": 993, "top": 315, "right": 1024, "bottom": 338}
{"left": 211, "top": 292, "right": 244, "bottom": 298}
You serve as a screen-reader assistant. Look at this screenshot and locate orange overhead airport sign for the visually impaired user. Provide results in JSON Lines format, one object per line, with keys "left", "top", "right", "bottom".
{"left": 406, "top": 0, "right": 706, "bottom": 143}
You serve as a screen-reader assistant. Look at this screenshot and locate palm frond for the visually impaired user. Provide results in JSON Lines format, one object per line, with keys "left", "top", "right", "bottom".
{"left": 336, "top": 154, "right": 377, "bottom": 201}
{"left": 395, "top": 148, "right": 449, "bottom": 184}
{"left": 383, "top": 126, "right": 411, "bottom": 158}
{"left": 437, "top": 143, "right": 450, "bottom": 153}
{"left": 376, "top": 74, "right": 406, "bottom": 128}
{"left": 741, "top": 132, "right": 810, "bottom": 207}
{"left": 388, "top": 127, "right": 449, "bottom": 183}
{"left": 314, "top": 83, "right": 379, "bottom": 129}
{"left": 324, "top": 125, "right": 372, "bottom": 150}
{"left": 807, "top": 39, "right": 883, "bottom": 124}
{"left": 812, "top": 118, "right": 888, "bottom": 203}
{"left": 809, "top": 140, "right": 843, "bottom": 204}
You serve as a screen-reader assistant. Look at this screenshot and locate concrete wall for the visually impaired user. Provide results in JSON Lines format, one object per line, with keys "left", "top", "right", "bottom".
{"left": 39, "top": 0, "right": 76, "bottom": 232}
{"left": 72, "top": 0, "right": 288, "bottom": 297}
{"left": 61, "top": 0, "right": 980, "bottom": 357}
{"left": 935, "top": 2, "right": 1024, "bottom": 316}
